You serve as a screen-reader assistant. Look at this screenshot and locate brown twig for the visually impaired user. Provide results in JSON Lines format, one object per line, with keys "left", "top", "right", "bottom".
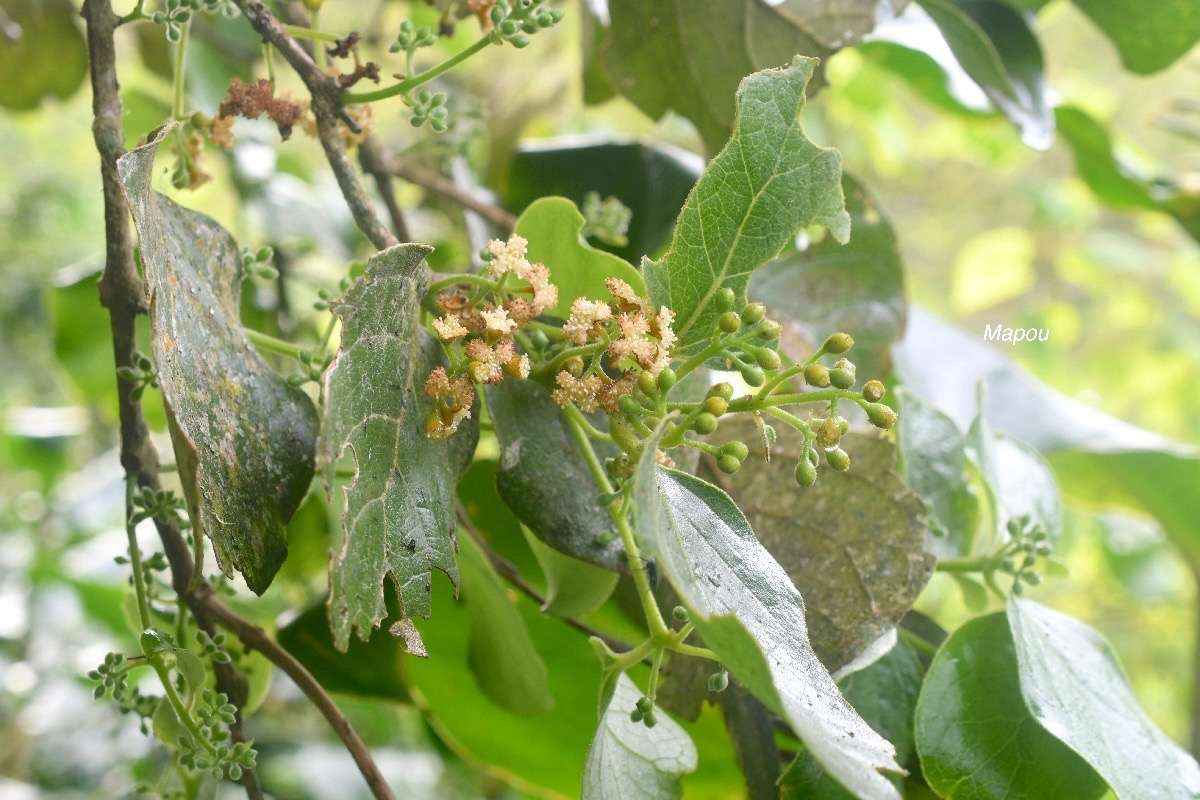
{"left": 390, "top": 161, "right": 518, "bottom": 231}
{"left": 82, "top": 3, "right": 264, "bottom": 799}
{"left": 232, "top": 0, "right": 397, "bottom": 251}
{"left": 359, "top": 136, "right": 411, "bottom": 241}
{"left": 453, "top": 501, "right": 633, "bottom": 654}
{"left": 84, "top": 4, "right": 394, "bottom": 799}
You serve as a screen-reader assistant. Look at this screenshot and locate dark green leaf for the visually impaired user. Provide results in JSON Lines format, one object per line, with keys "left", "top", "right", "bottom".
{"left": 50, "top": 265, "right": 117, "bottom": 420}
{"left": 277, "top": 599, "right": 409, "bottom": 702}
{"left": 506, "top": 140, "right": 701, "bottom": 263}
{"left": 486, "top": 379, "right": 626, "bottom": 571}
{"left": 522, "top": 527, "right": 619, "bottom": 618}
{"left": 857, "top": 40, "right": 996, "bottom": 118}
{"left": 459, "top": 534, "right": 554, "bottom": 716}
{"left": 1008, "top": 599, "right": 1200, "bottom": 800}
{"left": 750, "top": 173, "right": 906, "bottom": 380}
{"left": 1069, "top": 0, "right": 1200, "bottom": 74}
{"left": 895, "top": 389, "right": 980, "bottom": 558}
{"left": 601, "top": 1, "right": 831, "bottom": 155}
{"left": 582, "top": 673, "right": 698, "bottom": 800}
{"left": 645, "top": 57, "right": 849, "bottom": 356}
{"left": 912, "top": 0, "right": 1052, "bottom": 147}
{"left": 321, "top": 242, "right": 478, "bottom": 650}
{"left": 635, "top": 425, "right": 904, "bottom": 800}
{"left": 118, "top": 126, "right": 318, "bottom": 595}
{"left": 708, "top": 418, "right": 935, "bottom": 672}
{"left": 914, "top": 612, "right": 1107, "bottom": 800}
{"left": 0, "top": 0, "right": 88, "bottom": 110}
{"left": 1055, "top": 106, "right": 1200, "bottom": 244}
{"left": 781, "top": 637, "right": 925, "bottom": 799}
{"left": 719, "top": 686, "right": 781, "bottom": 800}
{"left": 513, "top": 196, "right": 645, "bottom": 319}
{"left": 769, "top": 0, "right": 896, "bottom": 49}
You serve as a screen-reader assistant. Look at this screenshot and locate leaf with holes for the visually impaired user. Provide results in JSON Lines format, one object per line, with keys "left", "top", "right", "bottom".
{"left": 118, "top": 126, "right": 318, "bottom": 596}
{"left": 644, "top": 57, "right": 849, "bottom": 356}
{"left": 321, "top": 243, "right": 478, "bottom": 650}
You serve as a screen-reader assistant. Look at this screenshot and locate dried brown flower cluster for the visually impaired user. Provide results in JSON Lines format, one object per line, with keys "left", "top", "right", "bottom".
{"left": 551, "top": 279, "right": 675, "bottom": 414}
{"left": 211, "top": 77, "right": 303, "bottom": 146}
{"left": 423, "top": 234, "right": 557, "bottom": 439}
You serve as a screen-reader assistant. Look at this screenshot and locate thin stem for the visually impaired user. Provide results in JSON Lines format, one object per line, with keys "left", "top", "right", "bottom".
{"left": 390, "top": 162, "right": 517, "bottom": 231}
{"left": 344, "top": 34, "right": 494, "bottom": 104}
{"left": 245, "top": 328, "right": 309, "bottom": 361}
{"left": 172, "top": 22, "right": 190, "bottom": 121}
{"left": 262, "top": 42, "right": 276, "bottom": 83}
{"left": 125, "top": 478, "right": 153, "bottom": 631}
{"left": 151, "top": 658, "right": 219, "bottom": 756}
{"left": 428, "top": 272, "right": 497, "bottom": 295}
{"left": 534, "top": 341, "right": 607, "bottom": 379}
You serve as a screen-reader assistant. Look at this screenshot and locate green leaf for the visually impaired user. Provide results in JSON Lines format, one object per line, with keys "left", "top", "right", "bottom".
{"left": 513, "top": 197, "right": 646, "bottom": 318}
{"left": 635, "top": 424, "right": 904, "bottom": 800}
{"left": 118, "top": 126, "right": 319, "bottom": 595}
{"left": 750, "top": 173, "right": 906, "bottom": 381}
{"left": 781, "top": 637, "right": 925, "bottom": 799}
{"left": 0, "top": 0, "right": 88, "bottom": 111}
{"left": 895, "top": 389, "right": 980, "bottom": 559}
{"left": 152, "top": 697, "right": 190, "bottom": 748}
{"left": 506, "top": 141, "right": 702, "bottom": 263}
{"left": 1069, "top": 0, "right": 1200, "bottom": 74}
{"left": 914, "top": 612, "right": 1107, "bottom": 800}
{"left": 321, "top": 242, "right": 478, "bottom": 650}
{"left": 174, "top": 650, "right": 207, "bottom": 693}
{"left": 895, "top": 309, "right": 1200, "bottom": 574}
{"left": 856, "top": 41, "right": 995, "bottom": 118}
{"left": 717, "top": 687, "right": 781, "bottom": 800}
{"left": 583, "top": 673, "right": 698, "bottom": 800}
{"left": 707, "top": 418, "right": 935, "bottom": 672}
{"left": 912, "top": 0, "right": 1052, "bottom": 148}
{"left": 522, "top": 527, "right": 619, "bottom": 619}
{"left": 459, "top": 534, "right": 554, "bottom": 716}
{"left": 768, "top": 0, "right": 896, "bottom": 49}
{"left": 1007, "top": 599, "right": 1200, "bottom": 800}
{"left": 277, "top": 599, "right": 410, "bottom": 702}
{"left": 600, "top": 1, "right": 831, "bottom": 154}
{"left": 485, "top": 379, "right": 626, "bottom": 571}
{"left": 644, "top": 57, "right": 849, "bottom": 356}
{"left": 1055, "top": 106, "right": 1200, "bottom": 244}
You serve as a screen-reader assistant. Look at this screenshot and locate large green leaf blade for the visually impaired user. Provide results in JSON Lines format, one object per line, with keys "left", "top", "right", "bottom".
{"left": 1069, "top": 0, "right": 1200, "bottom": 74}
{"left": 644, "top": 56, "right": 850, "bottom": 356}
{"left": 914, "top": 612, "right": 1107, "bottom": 800}
{"left": 118, "top": 126, "right": 319, "bottom": 595}
{"left": 0, "top": 0, "right": 88, "bottom": 111}
{"left": 583, "top": 673, "right": 698, "bottom": 800}
{"left": 1007, "top": 599, "right": 1200, "bottom": 800}
{"left": 634, "top": 427, "right": 903, "bottom": 800}
{"left": 321, "top": 243, "right": 478, "bottom": 650}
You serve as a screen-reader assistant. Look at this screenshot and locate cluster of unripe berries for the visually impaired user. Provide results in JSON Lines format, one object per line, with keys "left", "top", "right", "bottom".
{"left": 489, "top": 0, "right": 565, "bottom": 48}
{"left": 713, "top": 288, "right": 784, "bottom": 386}
{"left": 999, "top": 515, "right": 1053, "bottom": 595}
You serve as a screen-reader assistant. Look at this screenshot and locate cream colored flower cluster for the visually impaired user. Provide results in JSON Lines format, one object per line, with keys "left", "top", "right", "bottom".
{"left": 423, "top": 235, "right": 555, "bottom": 439}
{"left": 551, "top": 278, "right": 675, "bottom": 414}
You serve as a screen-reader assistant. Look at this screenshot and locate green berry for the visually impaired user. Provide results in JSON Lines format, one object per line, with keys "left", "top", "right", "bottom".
{"left": 672, "top": 606, "right": 690, "bottom": 622}
{"left": 829, "top": 359, "right": 857, "bottom": 389}
{"left": 657, "top": 368, "right": 677, "bottom": 392}
{"left": 795, "top": 456, "right": 818, "bottom": 487}
{"left": 703, "top": 396, "right": 728, "bottom": 416}
{"left": 740, "top": 365, "right": 765, "bottom": 387}
{"left": 643, "top": 709, "right": 658, "bottom": 728}
{"left": 694, "top": 413, "right": 719, "bottom": 435}
{"left": 864, "top": 402, "right": 897, "bottom": 430}
{"left": 823, "top": 332, "right": 854, "bottom": 354}
{"left": 630, "top": 708, "right": 643, "bottom": 723}
{"left": 719, "top": 311, "right": 742, "bottom": 333}
{"left": 754, "top": 349, "right": 782, "bottom": 370}
{"left": 636, "top": 696, "right": 652, "bottom": 713}
{"left": 708, "top": 670, "right": 730, "bottom": 693}
{"left": 715, "top": 287, "right": 737, "bottom": 311}
{"left": 1023, "top": 573, "right": 1042, "bottom": 586}
{"left": 637, "top": 370, "right": 659, "bottom": 396}
{"left": 742, "top": 303, "right": 766, "bottom": 324}
{"left": 618, "top": 395, "right": 642, "bottom": 417}
{"left": 717, "top": 455, "right": 741, "bottom": 474}
{"left": 862, "top": 379, "right": 885, "bottom": 403}
{"left": 720, "top": 441, "right": 749, "bottom": 460}
{"left": 825, "top": 447, "right": 850, "bottom": 471}
{"left": 710, "top": 382, "right": 735, "bottom": 401}
{"left": 803, "top": 363, "right": 831, "bottom": 388}
{"left": 757, "top": 319, "right": 783, "bottom": 339}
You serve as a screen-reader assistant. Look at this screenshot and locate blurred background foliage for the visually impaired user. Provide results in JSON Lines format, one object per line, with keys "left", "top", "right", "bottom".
{"left": 1, "top": 0, "right": 1198, "bottom": 796}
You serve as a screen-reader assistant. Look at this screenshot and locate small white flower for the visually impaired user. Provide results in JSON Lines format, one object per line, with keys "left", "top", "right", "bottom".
{"left": 432, "top": 316, "right": 468, "bottom": 340}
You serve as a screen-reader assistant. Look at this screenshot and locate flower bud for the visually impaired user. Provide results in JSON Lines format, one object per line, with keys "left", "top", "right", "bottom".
{"left": 424, "top": 410, "right": 442, "bottom": 435}
{"left": 564, "top": 356, "right": 585, "bottom": 376}
{"left": 618, "top": 395, "right": 642, "bottom": 417}
{"left": 862, "top": 379, "right": 885, "bottom": 403}
{"left": 754, "top": 348, "right": 782, "bottom": 370}
{"left": 742, "top": 303, "right": 766, "bottom": 324}
{"left": 795, "top": 456, "right": 817, "bottom": 487}
{"left": 757, "top": 319, "right": 783, "bottom": 339}
{"left": 709, "top": 382, "right": 735, "bottom": 401}
{"left": 717, "top": 455, "right": 741, "bottom": 474}
{"left": 657, "top": 368, "right": 677, "bottom": 392}
{"left": 825, "top": 447, "right": 850, "bottom": 471}
{"left": 829, "top": 358, "right": 857, "bottom": 389}
{"left": 718, "top": 311, "right": 742, "bottom": 333}
{"left": 803, "top": 363, "right": 831, "bottom": 388}
{"left": 708, "top": 669, "right": 730, "bottom": 693}
{"left": 740, "top": 365, "right": 765, "bottom": 387}
{"left": 694, "top": 413, "right": 719, "bottom": 434}
{"left": 672, "top": 606, "right": 690, "bottom": 622}
{"left": 864, "top": 402, "right": 897, "bottom": 430}
{"left": 703, "top": 396, "right": 728, "bottom": 416}
{"left": 823, "top": 332, "right": 854, "bottom": 354}
{"left": 637, "top": 370, "right": 659, "bottom": 396}
{"left": 720, "top": 441, "right": 749, "bottom": 461}
{"left": 715, "top": 287, "right": 736, "bottom": 311}
{"left": 815, "top": 418, "right": 841, "bottom": 450}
